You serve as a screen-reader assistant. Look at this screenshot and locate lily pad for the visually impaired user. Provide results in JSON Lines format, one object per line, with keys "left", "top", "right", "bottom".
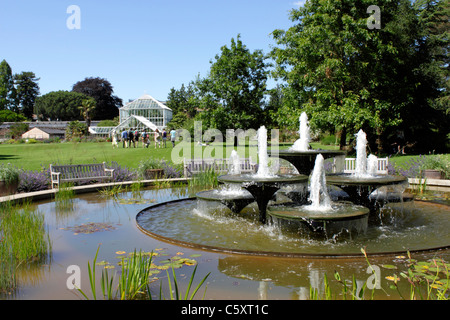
{"left": 63, "top": 222, "right": 116, "bottom": 234}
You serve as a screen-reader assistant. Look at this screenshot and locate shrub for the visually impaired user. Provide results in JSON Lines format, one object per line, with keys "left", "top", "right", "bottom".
{"left": 137, "top": 158, "right": 183, "bottom": 179}
{"left": 18, "top": 167, "right": 51, "bottom": 192}
{"left": 0, "top": 164, "right": 20, "bottom": 185}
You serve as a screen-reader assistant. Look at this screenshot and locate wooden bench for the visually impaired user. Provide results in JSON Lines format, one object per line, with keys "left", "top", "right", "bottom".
{"left": 343, "top": 157, "right": 389, "bottom": 175}
{"left": 50, "top": 162, "right": 114, "bottom": 189}
{"left": 183, "top": 157, "right": 257, "bottom": 177}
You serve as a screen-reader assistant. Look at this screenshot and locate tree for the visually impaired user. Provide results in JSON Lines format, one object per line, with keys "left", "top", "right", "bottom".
{"left": 415, "top": 0, "right": 449, "bottom": 114}
{"left": 78, "top": 99, "right": 96, "bottom": 128}
{"left": 34, "top": 91, "right": 93, "bottom": 121}
{"left": 65, "top": 120, "right": 88, "bottom": 141}
{"left": 0, "top": 110, "right": 27, "bottom": 122}
{"left": 72, "top": 77, "right": 122, "bottom": 120}
{"left": 271, "top": 0, "right": 442, "bottom": 152}
{"left": 166, "top": 82, "right": 199, "bottom": 119}
{"left": 197, "top": 35, "right": 269, "bottom": 132}
{"left": 14, "top": 71, "right": 40, "bottom": 119}
{"left": 0, "top": 60, "right": 17, "bottom": 111}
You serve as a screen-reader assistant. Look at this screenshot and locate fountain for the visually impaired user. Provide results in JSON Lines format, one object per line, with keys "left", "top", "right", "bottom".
{"left": 267, "top": 153, "right": 369, "bottom": 239}
{"left": 326, "top": 129, "right": 408, "bottom": 216}
{"left": 217, "top": 126, "right": 309, "bottom": 223}
{"left": 277, "top": 113, "right": 346, "bottom": 175}
{"left": 136, "top": 114, "right": 443, "bottom": 256}
{"left": 196, "top": 150, "right": 255, "bottom": 213}
{"left": 290, "top": 112, "right": 311, "bottom": 152}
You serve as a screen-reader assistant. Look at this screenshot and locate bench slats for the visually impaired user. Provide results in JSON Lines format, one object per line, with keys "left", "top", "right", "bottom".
{"left": 50, "top": 162, "right": 114, "bottom": 188}
{"left": 184, "top": 157, "right": 257, "bottom": 177}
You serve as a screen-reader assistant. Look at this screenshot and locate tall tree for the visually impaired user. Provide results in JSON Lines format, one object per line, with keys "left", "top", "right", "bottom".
{"left": 0, "top": 60, "right": 17, "bottom": 111}
{"left": 166, "top": 82, "right": 199, "bottom": 119}
{"left": 197, "top": 35, "right": 269, "bottom": 131}
{"left": 415, "top": 0, "right": 449, "bottom": 114}
{"left": 271, "top": 0, "right": 442, "bottom": 152}
{"left": 78, "top": 98, "right": 96, "bottom": 128}
{"left": 14, "top": 71, "right": 40, "bottom": 119}
{"left": 72, "top": 77, "right": 122, "bottom": 120}
{"left": 34, "top": 91, "right": 93, "bottom": 121}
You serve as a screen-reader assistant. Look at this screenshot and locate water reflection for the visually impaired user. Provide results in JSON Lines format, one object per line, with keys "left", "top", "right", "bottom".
{"left": 3, "top": 186, "right": 449, "bottom": 300}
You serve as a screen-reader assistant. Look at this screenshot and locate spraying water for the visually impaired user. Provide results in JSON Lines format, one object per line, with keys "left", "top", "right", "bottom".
{"left": 290, "top": 112, "right": 310, "bottom": 151}
{"left": 306, "top": 154, "right": 332, "bottom": 211}
{"left": 354, "top": 129, "right": 378, "bottom": 178}
{"left": 229, "top": 150, "right": 241, "bottom": 175}
{"left": 256, "top": 126, "right": 273, "bottom": 177}
{"left": 367, "top": 154, "right": 378, "bottom": 176}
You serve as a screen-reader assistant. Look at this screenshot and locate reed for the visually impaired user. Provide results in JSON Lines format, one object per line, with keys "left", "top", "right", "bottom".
{"left": 99, "top": 184, "right": 125, "bottom": 199}
{"left": 0, "top": 201, "right": 51, "bottom": 294}
{"left": 77, "top": 247, "right": 210, "bottom": 300}
{"left": 163, "top": 264, "right": 210, "bottom": 300}
{"left": 55, "top": 182, "right": 75, "bottom": 210}
{"left": 188, "top": 168, "right": 218, "bottom": 191}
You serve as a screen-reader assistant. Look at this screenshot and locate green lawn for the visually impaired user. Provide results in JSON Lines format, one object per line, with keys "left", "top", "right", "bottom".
{"left": 0, "top": 140, "right": 447, "bottom": 173}
{"left": 0, "top": 141, "right": 260, "bottom": 171}
{"left": 0, "top": 141, "right": 177, "bottom": 170}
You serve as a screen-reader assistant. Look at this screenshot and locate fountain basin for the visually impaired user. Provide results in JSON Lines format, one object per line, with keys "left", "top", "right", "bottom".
{"left": 267, "top": 202, "right": 369, "bottom": 240}
{"left": 135, "top": 197, "right": 450, "bottom": 257}
{"left": 325, "top": 174, "right": 408, "bottom": 214}
{"left": 218, "top": 174, "right": 309, "bottom": 223}
{"left": 276, "top": 150, "right": 346, "bottom": 175}
{"left": 196, "top": 189, "right": 254, "bottom": 213}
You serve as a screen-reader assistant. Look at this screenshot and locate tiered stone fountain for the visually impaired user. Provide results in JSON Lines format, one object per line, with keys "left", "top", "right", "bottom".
{"left": 201, "top": 113, "right": 407, "bottom": 237}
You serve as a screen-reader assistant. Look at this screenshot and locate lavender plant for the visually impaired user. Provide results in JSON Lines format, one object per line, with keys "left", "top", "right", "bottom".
{"left": 18, "top": 167, "right": 51, "bottom": 192}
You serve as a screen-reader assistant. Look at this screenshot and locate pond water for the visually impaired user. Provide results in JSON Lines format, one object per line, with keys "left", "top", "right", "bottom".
{"left": 3, "top": 186, "right": 450, "bottom": 300}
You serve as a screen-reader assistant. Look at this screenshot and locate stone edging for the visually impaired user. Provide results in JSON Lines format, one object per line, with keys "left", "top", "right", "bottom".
{"left": 408, "top": 178, "right": 450, "bottom": 192}
{"left": 0, "top": 178, "right": 190, "bottom": 204}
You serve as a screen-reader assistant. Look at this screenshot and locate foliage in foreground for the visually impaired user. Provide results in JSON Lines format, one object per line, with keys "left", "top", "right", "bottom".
{"left": 0, "top": 201, "right": 51, "bottom": 294}
{"left": 310, "top": 249, "right": 449, "bottom": 300}
{"left": 76, "top": 247, "right": 210, "bottom": 300}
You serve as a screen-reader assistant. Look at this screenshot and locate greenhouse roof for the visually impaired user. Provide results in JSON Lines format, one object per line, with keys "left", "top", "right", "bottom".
{"left": 121, "top": 94, "right": 171, "bottom": 111}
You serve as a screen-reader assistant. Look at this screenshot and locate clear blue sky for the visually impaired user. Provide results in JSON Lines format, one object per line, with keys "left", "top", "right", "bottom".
{"left": 0, "top": 0, "right": 304, "bottom": 103}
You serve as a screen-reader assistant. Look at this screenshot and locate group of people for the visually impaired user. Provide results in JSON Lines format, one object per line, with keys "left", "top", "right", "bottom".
{"left": 112, "top": 128, "right": 177, "bottom": 149}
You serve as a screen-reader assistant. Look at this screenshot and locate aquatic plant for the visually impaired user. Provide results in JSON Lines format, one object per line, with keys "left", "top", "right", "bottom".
{"left": 77, "top": 247, "right": 210, "bottom": 300}
{"left": 188, "top": 168, "right": 218, "bottom": 191}
{"left": 0, "top": 201, "right": 51, "bottom": 294}
{"left": 54, "top": 182, "right": 75, "bottom": 210}
{"left": 385, "top": 251, "right": 449, "bottom": 300}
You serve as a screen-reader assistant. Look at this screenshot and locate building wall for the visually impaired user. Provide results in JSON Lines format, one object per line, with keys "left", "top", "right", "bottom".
{"left": 22, "top": 128, "right": 50, "bottom": 140}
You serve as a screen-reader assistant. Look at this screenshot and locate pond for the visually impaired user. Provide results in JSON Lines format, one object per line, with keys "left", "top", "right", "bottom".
{"left": 3, "top": 186, "right": 450, "bottom": 300}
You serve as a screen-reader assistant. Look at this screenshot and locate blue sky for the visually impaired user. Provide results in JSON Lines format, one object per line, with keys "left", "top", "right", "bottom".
{"left": 0, "top": 0, "right": 304, "bottom": 103}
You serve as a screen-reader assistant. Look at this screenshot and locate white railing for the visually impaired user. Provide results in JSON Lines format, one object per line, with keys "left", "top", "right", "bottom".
{"left": 183, "top": 157, "right": 257, "bottom": 177}
{"left": 343, "top": 157, "right": 389, "bottom": 175}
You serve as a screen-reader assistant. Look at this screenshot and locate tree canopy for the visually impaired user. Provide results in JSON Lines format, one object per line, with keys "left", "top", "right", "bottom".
{"left": 14, "top": 71, "right": 40, "bottom": 119}
{"left": 34, "top": 91, "right": 94, "bottom": 121}
{"left": 72, "top": 77, "right": 122, "bottom": 120}
{"left": 196, "top": 35, "right": 269, "bottom": 132}
{"left": 0, "top": 60, "right": 17, "bottom": 111}
{"left": 271, "top": 0, "right": 449, "bottom": 152}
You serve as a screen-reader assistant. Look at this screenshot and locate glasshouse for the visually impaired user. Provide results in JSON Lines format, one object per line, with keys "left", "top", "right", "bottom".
{"left": 89, "top": 94, "right": 173, "bottom": 136}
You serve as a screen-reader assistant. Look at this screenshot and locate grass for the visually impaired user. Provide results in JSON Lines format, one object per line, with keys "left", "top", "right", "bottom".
{"left": 0, "top": 201, "right": 52, "bottom": 294}
{"left": 1, "top": 141, "right": 448, "bottom": 179}
{"left": 0, "top": 141, "right": 255, "bottom": 171}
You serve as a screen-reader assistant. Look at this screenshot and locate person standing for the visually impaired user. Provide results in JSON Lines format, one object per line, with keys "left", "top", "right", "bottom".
{"left": 128, "top": 128, "right": 135, "bottom": 148}
{"left": 121, "top": 129, "right": 128, "bottom": 148}
{"left": 134, "top": 129, "right": 140, "bottom": 148}
{"left": 162, "top": 129, "right": 167, "bottom": 148}
{"left": 170, "top": 128, "right": 176, "bottom": 147}
{"left": 154, "top": 129, "right": 161, "bottom": 148}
